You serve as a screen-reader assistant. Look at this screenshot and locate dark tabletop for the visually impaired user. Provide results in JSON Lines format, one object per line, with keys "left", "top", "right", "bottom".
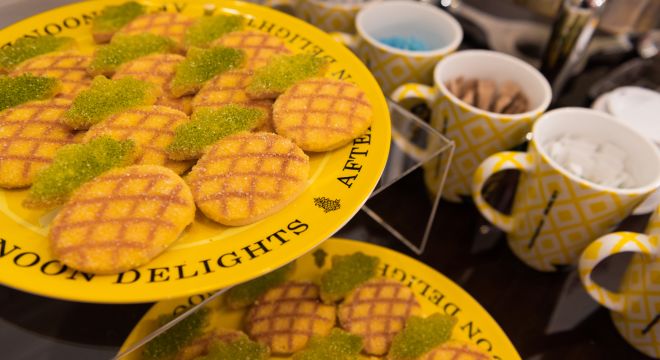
{"left": 0, "top": 0, "right": 655, "bottom": 359}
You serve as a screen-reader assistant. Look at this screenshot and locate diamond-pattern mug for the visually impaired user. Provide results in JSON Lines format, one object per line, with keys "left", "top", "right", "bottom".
{"left": 472, "top": 108, "right": 660, "bottom": 271}
{"left": 332, "top": 0, "right": 462, "bottom": 95}
{"left": 579, "top": 210, "right": 660, "bottom": 358}
{"left": 391, "top": 50, "right": 551, "bottom": 201}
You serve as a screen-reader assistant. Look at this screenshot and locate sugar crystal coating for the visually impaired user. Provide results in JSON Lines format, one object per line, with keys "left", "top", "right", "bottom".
{"left": 246, "top": 53, "right": 328, "bottom": 99}
{"left": 388, "top": 314, "right": 457, "bottom": 360}
{"left": 184, "top": 14, "right": 244, "bottom": 48}
{"left": 88, "top": 33, "right": 177, "bottom": 76}
{"left": 320, "top": 252, "right": 379, "bottom": 303}
{"left": 0, "top": 36, "right": 75, "bottom": 73}
{"left": 23, "top": 136, "right": 135, "bottom": 209}
{"left": 142, "top": 307, "right": 210, "bottom": 360}
{"left": 225, "top": 261, "right": 295, "bottom": 309}
{"left": 292, "top": 328, "right": 363, "bottom": 360}
{"left": 91, "top": 1, "right": 146, "bottom": 43}
{"left": 197, "top": 333, "right": 270, "bottom": 360}
{"left": 167, "top": 104, "right": 266, "bottom": 160}
{"left": 0, "top": 74, "right": 60, "bottom": 112}
{"left": 63, "top": 76, "right": 159, "bottom": 130}
{"left": 170, "top": 46, "right": 245, "bottom": 97}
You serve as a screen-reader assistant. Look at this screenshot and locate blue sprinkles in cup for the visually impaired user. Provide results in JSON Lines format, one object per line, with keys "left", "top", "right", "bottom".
{"left": 378, "top": 36, "right": 430, "bottom": 51}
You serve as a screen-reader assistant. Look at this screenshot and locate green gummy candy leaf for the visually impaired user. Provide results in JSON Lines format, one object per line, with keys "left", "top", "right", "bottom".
{"left": 293, "top": 328, "right": 362, "bottom": 360}
{"left": 63, "top": 76, "right": 157, "bottom": 129}
{"left": 184, "top": 14, "right": 243, "bottom": 48}
{"left": 170, "top": 46, "right": 244, "bottom": 97}
{"left": 0, "top": 74, "right": 60, "bottom": 112}
{"left": 247, "top": 54, "right": 328, "bottom": 98}
{"left": 167, "top": 104, "right": 265, "bottom": 160}
{"left": 142, "top": 307, "right": 210, "bottom": 360}
{"left": 92, "top": 1, "right": 145, "bottom": 36}
{"left": 88, "top": 33, "right": 176, "bottom": 75}
{"left": 320, "top": 252, "right": 379, "bottom": 303}
{"left": 0, "top": 36, "right": 75, "bottom": 72}
{"left": 24, "top": 137, "right": 136, "bottom": 208}
{"left": 388, "top": 314, "right": 457, "bottom": 360}
{"left": 225, "top": 261, "right": 295, "bottom": 309}
{"left": 197, "top": 334, "right": 269, "bottom": 360}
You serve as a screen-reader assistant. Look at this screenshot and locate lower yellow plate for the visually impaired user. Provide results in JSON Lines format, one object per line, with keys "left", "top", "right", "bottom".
{"left": 119, "top": 238, "right": 521, "bottom": 360}
{"left": 0, "top": 0, "right": 390, "bottom": 303}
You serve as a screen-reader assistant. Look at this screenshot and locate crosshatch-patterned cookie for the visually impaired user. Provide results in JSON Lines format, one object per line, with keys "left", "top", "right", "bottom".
{"left": 175, "top": 329, "right": 244, "bottom": 360}
{"left": 180, "top": 329, "right": 270, "bottom": 360}
{"left": 0, "top": 36, "right": 75, "bottom": 74}
{"left": 11, "top": 52, "right": 92, "bottom": 99}
{"left": 117, "top": 12, "right": 195, "bottom": 50}
{"left": 114, "top": 54, "right": 192, "bottom": 114}
{"left": 0, "top": 98, "right": 76, "bottom": 188}
{"left": 418, "top": 340, "right": 492, "bottom": 360}
{"left": 246, "top": 281, "right": 336, "bottom": 355}
{"left": 273, "top": 78, "right": 373, "bottom": 152}
{"left": 246, "top": 54, "right": 328, "bottom": 100}
{"left": 338, "top": 278, "right": 422, "bottom": 356}
{"left": 211, "top": 30, "right": 290, "bottom": 70}
{"left": 84, "top": 105, "right": 192, "bottom": 174}
{"left": 49, "top": 165, "right": 195, "bottom": 275}
{"left": 389, "top": 313, "right": 457, "bottom": 360}
{"left": 88, "top": 33, "right": 177, "bottom": 77}
{"left": 185, "top": 132, "right": 309, "bottom": 226}
{"left": 91, "top": 1, "right": 146, "bottom": 44}
{"left": 192, "top": 69, "right": 274, "bottom": 130}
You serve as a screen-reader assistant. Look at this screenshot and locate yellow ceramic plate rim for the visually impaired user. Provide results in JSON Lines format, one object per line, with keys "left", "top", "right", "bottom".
{"left": 0, "top": 0, "right": 390, "bottom": 303}
{"left": 119, "top": 238, "right": 521, "bottom": 360}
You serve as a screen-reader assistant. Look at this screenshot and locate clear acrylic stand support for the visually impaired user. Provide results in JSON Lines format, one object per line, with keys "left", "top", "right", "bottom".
{"left": 362, "top": 99, "right": 454, "bottom": 255}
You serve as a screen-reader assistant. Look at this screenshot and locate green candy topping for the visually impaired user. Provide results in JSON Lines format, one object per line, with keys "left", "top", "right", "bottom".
{"left": 246, "top": 54, "right": 328, "bottom": 99}
{"left": 388, "top": 314, "right": 457, "bottom": 360}
{"left": 63, "top": 76, "right": 158, "bottom": 129}
{"left": 320, "top": 252, "right": 379, "bottom": 303}
{"left": 293, "top": 328, "right": 363, "bottom": 360}
{"left": 170, "top": 46, "right": 244, "bottom": 97}
{"left": 24, "top": 137, "right": 136, "bottom": 209}
{"left": 184, "top": 15, "right": 243, "bottom": 48}
{"left": 88, "top": 33, "right": 176, "bottom": 76}
{"left": 0, "top": 74, "right": 59, "bottom": 112}
{"left": 167, "top": 105, "right": 265, "bottom": 160}
{"left": 225, "top": 261, "right": 295, "bottom": 309}
{"left": 197, "top": 334, "right": 269, "bottom": 360}
{"left": 0, "top": 36, "right": 74, "bottom": 72}
{"left": 142, "top": 307, "right": 210, "bottom": 360}
{"left": 92, "top": 1, "right": 146, "bottom": 42}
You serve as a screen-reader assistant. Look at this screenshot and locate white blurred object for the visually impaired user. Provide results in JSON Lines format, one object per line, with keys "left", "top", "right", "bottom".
{"left": 592, "top": 86, "right": 660, "bottom": 214}
{"left": 546, "top": 135, "right": 635, "bottom": 189}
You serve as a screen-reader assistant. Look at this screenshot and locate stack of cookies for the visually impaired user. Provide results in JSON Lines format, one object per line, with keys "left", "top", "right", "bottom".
{"left": 0, "top": 1, "right": 375, "bottom": 276}
{"left": 139, "top": 253, "right": 492, "bottom": 360}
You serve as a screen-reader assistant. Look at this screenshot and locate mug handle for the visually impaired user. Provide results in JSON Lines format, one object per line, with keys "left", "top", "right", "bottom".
{"left": 390, "top": 83, "right": 438, "bottom": 108}
{"left": 471, "top": 151, "right": 533, "bottom": 233}
{"left": 579, "top": 231, "right": 658, "bottom": 312}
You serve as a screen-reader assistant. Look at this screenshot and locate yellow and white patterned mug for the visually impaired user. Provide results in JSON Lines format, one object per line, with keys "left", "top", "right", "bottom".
{"left": 259, "top": 0, "right": 374, "bottom": 33}
{"left": 391, "top": 50, "right": 551, "bottom": 201}
{"left": 472, "top": 108, "right": 660, "bottom": 272}
{"left": 579, "top": 212, "right": 660, "bottom": 358}
{"left": 333, "top": 0, "right": 462, "bottom": 95}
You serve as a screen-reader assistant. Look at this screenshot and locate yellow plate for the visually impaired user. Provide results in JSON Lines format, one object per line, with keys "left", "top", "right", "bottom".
{"left": 119, "top": 238, "right": 521, "bottom": 360}
{"left": 0, "top": 1, "right": 390, "bottom": 303}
